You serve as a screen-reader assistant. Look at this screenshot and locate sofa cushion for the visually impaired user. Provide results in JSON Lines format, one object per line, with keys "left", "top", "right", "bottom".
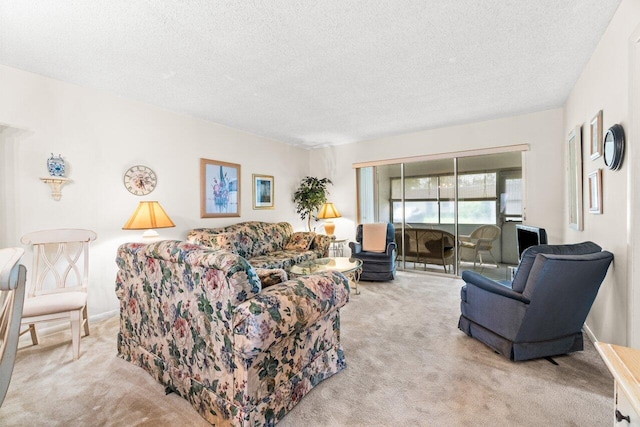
{"left": 285, "top": 232, "right": 316, "bottom": 251}
{"left": 248, "top": 250, "right": 319, "bottom": 271}
{"left": 188, "top": 222, "right": 293, "bottom": 258}
{"left": 187, "top": 222, "right": 332, "bottom": 272}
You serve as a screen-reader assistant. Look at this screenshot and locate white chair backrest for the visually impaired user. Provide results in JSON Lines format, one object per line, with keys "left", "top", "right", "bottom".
{"left": 21, "top": 229, "right": 97, "bottom": 297}
{"left": 470, "top": 225, "right": 501, "bottom": 240}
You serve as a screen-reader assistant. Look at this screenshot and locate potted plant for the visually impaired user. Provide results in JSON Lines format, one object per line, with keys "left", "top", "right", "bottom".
{"left": 293, "top": 176, "right": 333, "bottom": 231}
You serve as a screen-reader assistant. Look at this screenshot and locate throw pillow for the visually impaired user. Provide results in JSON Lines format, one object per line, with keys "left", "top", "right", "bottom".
{"left": 285, "top": 232, "right": 316, "bottom": 251}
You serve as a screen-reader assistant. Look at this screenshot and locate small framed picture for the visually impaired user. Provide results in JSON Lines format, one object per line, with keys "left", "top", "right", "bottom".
{"left": 590, "top": 110, "right": 603, "bottom": 160}
{"left": 252, "top": 174, "right": 274, "bottom": 209}
{"left": 200, "top": 158, "right": 241, "bottom": 218}
{"left": 588, "top": 169, "right": 602, "bottom": 214}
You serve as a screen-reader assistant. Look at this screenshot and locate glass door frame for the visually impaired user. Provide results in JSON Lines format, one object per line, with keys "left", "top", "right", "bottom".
{"left": 354, "top": 144, "right": 528, "bottom": 277}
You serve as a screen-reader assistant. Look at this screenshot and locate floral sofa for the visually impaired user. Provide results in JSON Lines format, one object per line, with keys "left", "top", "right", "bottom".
{"left": 187, "top": 221, "right": 331, "bottom": 273}
{"left": 116, "top": 240, "right": 350, "bottom": 426}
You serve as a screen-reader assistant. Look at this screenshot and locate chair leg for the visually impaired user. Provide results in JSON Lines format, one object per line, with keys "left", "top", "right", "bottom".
{"left": 70, "top": 311, "right": 82, "bottom": 361}
{"left": 489, "top": 249, "right": 499, "bottom": 268}
{"left": 82, "top": 305, "right": 90, "bottom": 337}
{"left": 28, "top": 324, "right": 38, "bottom": 345}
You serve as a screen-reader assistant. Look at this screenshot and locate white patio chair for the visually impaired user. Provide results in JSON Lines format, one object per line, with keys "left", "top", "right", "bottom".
{"left": 459, "top": 224, "right": 501, "bottom": 268}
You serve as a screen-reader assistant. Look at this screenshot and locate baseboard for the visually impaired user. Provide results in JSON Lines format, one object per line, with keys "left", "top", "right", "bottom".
{"left": 91, "top": 309, "right": 119, "bottom": 323}
{"left": 19, "top": 309, "right": 119, "bottom": 341}
{"left": 583, "top": 322, "right": 598, "bottom": 343}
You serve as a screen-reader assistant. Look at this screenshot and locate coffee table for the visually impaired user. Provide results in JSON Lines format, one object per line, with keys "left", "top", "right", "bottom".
{"left": 289, "top": 257, "right": 363, "bottom": 295}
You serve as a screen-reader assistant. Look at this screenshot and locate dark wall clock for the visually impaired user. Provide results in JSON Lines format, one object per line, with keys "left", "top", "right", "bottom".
{"left": 603, "top": 124, "right": 625, "bottom": 171}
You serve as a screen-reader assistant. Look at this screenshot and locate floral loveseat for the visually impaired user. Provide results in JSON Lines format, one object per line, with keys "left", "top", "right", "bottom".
{"left": 187, "top": 221, "right": 331, "bottom": 273}
{"left": 116, "top": 240, "right": 350, "bottom": 426}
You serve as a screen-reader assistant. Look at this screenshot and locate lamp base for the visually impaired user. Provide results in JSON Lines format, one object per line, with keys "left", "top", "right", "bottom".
{"left": 142, "top": 229, "right": 160, "bottom": 238}
{"left": 324, "top": 221, "right": 336, "bottom": 236}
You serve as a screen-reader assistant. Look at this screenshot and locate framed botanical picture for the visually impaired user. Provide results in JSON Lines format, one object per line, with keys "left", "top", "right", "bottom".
{"left": 590, "top": 110, "right": 603, "bottom": 160}
{"left": 252, "top": 174, "right": 274, "bottom": 209}
{"left": 588, "top": 169, "right": 602, "bottom": 214}
{"left": 200, "top": 158, "right": 241, "bottom": 218}
{"left": 567, "top": 126, "right": 583, "bottom": 230}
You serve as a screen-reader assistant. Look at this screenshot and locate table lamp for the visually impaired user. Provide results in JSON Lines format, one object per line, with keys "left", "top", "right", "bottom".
{"left": 317, "top": 202, "right": 341, "bottom": 235}
{"left": 122, "top": 201, "right": 175, "bottom": 238}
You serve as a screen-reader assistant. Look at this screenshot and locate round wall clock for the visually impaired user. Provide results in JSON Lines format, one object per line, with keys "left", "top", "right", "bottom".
{"left": 603, "top": 124, "right": 625, "bottom": 171}
{"left": 124, "top": 165, "right": 157, "bottom": 195}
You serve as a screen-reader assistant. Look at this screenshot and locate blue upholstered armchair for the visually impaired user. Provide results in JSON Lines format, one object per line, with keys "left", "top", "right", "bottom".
{"left": 349, "top": 223, "right": 396, "bottom": 281}
{"left": 459, "top": 242, "right": 613, "bottom": 361}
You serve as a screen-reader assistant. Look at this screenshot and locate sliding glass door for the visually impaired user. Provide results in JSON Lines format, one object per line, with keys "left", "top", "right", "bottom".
{"left": 356, "top": 149, "right": 523, "bottom": 278}
{"left": 457, "top": 152, "right": 521, "bottom": 279}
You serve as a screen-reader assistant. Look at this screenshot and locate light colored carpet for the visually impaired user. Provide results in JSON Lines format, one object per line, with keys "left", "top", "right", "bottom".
{"left": 0, "top": 271, "right": 612, "bottom": 426}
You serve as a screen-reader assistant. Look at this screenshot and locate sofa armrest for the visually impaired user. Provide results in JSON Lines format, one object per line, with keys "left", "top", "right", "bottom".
{"left": 461, "top": 270, "right": 530, "bottom": 303}
{"left": 312, "top": 234, "right": 332, "bottom": 257}
{"left": 233, "top": 271, "right": 350, "bottom": 360}
{"left": 254, "top": 268, "right": 288, "bottom": 288}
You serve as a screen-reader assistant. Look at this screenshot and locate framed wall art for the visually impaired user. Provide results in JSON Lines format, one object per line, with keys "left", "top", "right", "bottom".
{"left": 200, "top": 158, "right": 241, "bottom": 218}
{"left": 589, "top": 110, "right": 603, "bottom": 160}
{"left": 588, "top": 169, "right": 603, "bottom": 215}
{"left": 567, "top": 126, "right": 583, "bottom": 230}
{"left": 252, "top": 174, "right": 274, "bottom": 209}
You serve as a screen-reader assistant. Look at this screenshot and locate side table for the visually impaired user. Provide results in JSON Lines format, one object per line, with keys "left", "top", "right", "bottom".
{"left": 330, "top": 238, "right": 348, "bottom": 257}
{"left": 595, "top": 342, "right": 640, "bottom": 425}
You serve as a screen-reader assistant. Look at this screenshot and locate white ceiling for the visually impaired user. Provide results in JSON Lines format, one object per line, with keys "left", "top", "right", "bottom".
{"left": 0, "top": 1, "right": 621, "bottom": 149}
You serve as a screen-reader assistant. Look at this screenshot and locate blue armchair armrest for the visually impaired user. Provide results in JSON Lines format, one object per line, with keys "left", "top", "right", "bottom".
{"left": 461, "top": 270, "right": 530, "bottom": 304}
{"left": 349, "top": 241, "right": 362, "bottom": 254}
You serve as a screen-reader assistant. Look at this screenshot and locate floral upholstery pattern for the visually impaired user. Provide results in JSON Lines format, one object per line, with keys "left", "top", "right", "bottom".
{"left": 187, "top": 222, "right": 331, "bottom": 272}
{"left": 254, "top": 268, "right": 288, "bottom": 288}
{"left": 116, "top": 240, "right": 350, "bottom": 426}
{"left": 284, "top": 232, "right": 316, "bottom": 251}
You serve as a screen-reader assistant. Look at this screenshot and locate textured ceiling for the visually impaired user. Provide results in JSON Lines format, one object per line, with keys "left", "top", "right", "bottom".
{"left": 0, "top": 1, "right": 621, "bottom": 148}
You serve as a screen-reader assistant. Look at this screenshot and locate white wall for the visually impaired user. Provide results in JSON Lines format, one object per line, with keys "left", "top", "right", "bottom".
{"left": 563, "top": 0, "right": 640, "bottom": 346}
{"left": 0, "top": 65, "right": 310, "bottom": 318}
{"left": 309, "top": 109, "right": 565, "bottom": 247}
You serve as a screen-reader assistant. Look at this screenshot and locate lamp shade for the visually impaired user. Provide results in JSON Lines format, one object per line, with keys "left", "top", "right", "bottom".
{"left": 123, "top": 201, "right": 175, "bottom": 230}
{"left": 317, "top": 202, "right": 341, "bottom": 219}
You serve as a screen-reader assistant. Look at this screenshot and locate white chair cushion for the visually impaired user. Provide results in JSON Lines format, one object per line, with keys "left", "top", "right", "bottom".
{"left": 22, "top": 292, "right": 87, "bottom": 318}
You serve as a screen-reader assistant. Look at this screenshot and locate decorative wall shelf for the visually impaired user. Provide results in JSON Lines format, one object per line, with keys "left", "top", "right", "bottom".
{"left": 40, "top": 177, "right": 70, "bottom": 201}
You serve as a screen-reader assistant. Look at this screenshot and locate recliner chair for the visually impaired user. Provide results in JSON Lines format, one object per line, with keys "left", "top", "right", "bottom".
{"left": 458, "top": 242, "right": 613, "bottom": 361}
{"left": 349, "top": 223, "right": 396, "bottom": 281}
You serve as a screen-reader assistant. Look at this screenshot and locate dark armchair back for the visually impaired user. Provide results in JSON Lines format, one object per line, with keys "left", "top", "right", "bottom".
{"left": 459, "top": 241, "right": 613, "bottom": 361}
{"left": 355, "top": 223, "right": 395, "bottom": 247}
{"left": 517, "top": 251, "right": 613, "bottom": 342}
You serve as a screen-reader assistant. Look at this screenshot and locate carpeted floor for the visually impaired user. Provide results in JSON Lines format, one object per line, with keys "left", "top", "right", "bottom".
{"left": 0, "top": 271, "right": 613, "bottom": 426}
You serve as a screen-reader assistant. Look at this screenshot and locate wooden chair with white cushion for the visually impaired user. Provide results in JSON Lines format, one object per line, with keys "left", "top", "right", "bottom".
{"left": 0, "top": 247, "right": 27, "bottom": 407}
{"left": 20, "top": 229, "right": 97, "bottom": 360}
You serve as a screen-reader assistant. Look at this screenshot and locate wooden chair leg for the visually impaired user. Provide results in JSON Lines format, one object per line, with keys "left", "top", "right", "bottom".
{"left": 70, "top": 311, "right": 82, "bottom": 361}
{"left": 82, "top": 305, "right": 90, "bottom": 337}
{"left": 28, "top": 324, "right": 38, "bottom": 345}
